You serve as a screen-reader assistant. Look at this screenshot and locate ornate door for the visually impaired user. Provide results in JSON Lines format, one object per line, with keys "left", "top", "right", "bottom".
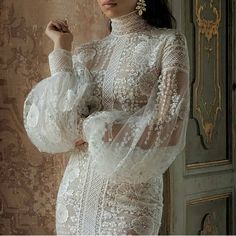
{"left": 168, "top": 0, "right": 236, "bottom": 234}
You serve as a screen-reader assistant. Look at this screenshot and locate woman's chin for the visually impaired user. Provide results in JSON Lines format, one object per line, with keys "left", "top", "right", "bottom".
{"left": 101, "top": 6, "right": 122, "bottom": 19}
{"left": 103, "top": 11, "right": 119, "bottom": 19}
{"left": 106, "top": 11, "right": 129, "bottom": 19}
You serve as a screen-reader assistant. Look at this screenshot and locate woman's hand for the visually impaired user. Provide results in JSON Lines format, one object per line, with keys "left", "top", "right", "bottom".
{"left": 45, "top": 19, "right": 74, "bottom": 51}
{"left": 75, "top": 139, "right": 87, "bottom": 148}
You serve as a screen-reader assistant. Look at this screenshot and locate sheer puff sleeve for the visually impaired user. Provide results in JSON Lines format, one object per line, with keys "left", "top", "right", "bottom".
{"left": 83, "top": 31, "right": 190, "bottom": 184}
{"left": 23, "top": 48, "right": 94, "bottom": 154}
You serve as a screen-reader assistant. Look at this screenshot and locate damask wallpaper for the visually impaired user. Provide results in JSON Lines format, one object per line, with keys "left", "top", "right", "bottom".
{"left": 0, "top": 0, "right": 108, "bottom": 234}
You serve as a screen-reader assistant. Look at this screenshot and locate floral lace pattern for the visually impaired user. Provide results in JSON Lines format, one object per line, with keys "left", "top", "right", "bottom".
{"left": 23, "top": 9, "right": 190, "bottom": 235}
{"left": 100, "top": 176, "right": 164, "bottom": 235}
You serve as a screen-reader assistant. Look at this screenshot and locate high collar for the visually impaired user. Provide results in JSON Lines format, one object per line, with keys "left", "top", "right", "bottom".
{"left": 110, "top": 10, "right": 149, "bottom": 36}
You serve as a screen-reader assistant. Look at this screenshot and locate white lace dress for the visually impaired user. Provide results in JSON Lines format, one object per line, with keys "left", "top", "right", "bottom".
{"left": 23, "top": 10, "right": 190, "bottom": 235}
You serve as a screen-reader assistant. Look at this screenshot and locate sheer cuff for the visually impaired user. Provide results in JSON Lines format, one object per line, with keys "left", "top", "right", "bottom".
{"left": 48, "top": 48, "right": 73, "bottom": 75}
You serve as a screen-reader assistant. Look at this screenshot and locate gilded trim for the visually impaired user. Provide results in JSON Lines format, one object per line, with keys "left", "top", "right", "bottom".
{"left": 187, "top": 192, "right": 232, "bottom": 205}
{"left": 193, "top": 0, "right": 222, "bottom": 147}
{"left": 186, "top": 159, "right": 231, "bottom": 170}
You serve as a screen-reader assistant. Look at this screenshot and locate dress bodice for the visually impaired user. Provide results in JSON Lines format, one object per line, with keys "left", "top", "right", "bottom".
{"left": 73, "top": 32, "right": 160, "bottom": 113}
{"left": 68, "top": 10, "right": 187, "bottom": 114}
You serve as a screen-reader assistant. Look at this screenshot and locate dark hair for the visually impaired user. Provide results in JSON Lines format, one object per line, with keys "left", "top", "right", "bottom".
{"left": 109, "top": 0, "right": 176, "bottom": 31}
{"left": 142, "top": 0, "right": 176, "bottom": 28}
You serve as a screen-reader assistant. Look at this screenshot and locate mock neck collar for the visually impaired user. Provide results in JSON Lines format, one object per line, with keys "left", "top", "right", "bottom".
{"left": 110, "top": 10, "right": 149, "bottom": 36}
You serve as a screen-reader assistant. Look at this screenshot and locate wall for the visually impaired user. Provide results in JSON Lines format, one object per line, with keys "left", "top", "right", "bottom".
{"left": 0, "top": 0, "right": 108, "bottom": 234}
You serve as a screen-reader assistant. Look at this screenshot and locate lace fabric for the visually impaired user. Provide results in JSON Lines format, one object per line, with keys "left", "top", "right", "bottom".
{"left": 23, "top": 9, "right": 190, "bottom": 235}
{"left": 83, "top": 28, "right": 190, "bottom": 184}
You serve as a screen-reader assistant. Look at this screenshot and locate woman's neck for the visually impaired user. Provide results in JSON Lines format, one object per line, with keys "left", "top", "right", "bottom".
{"left": 110, "top": 10, "right": 149, "bottom": 36}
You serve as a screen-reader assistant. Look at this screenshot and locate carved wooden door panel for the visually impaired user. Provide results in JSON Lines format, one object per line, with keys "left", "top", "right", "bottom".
{"left": 169, "top": 0, "right": 235, "bottom": 234}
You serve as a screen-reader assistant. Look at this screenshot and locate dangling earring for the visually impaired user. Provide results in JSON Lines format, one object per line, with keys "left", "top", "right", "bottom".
{"left": 136, "top": 0, "right": 147, "bottom": 16}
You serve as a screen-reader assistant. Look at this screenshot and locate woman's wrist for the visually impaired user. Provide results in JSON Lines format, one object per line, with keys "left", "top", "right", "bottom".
{"left": 54, "top": 40, "right": 72, "bottom": 52}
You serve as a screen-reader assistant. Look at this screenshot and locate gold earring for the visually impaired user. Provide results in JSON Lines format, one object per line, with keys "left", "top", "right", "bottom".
{"left": 136, "top": 0, "right": 147, "bottom": 16}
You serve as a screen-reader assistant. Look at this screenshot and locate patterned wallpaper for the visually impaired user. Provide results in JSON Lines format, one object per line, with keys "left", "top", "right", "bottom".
{"left": 0, "top": 0, "right": 108, "bottom": 234}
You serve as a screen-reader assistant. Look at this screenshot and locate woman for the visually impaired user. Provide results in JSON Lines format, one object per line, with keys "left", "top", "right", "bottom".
{"left": 23, "top": 0, "right": 190, "bottom": 234}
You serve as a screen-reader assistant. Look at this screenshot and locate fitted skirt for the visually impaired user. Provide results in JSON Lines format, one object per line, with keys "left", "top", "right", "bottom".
{"left": 56, "top": 145, "right": 164, "bottom": 235}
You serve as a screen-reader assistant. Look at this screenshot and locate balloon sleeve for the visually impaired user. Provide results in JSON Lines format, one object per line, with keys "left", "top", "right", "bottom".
{"left": 23, "top": 48, "right": 94, "bottom": 154}
{"left": 83, "top": 32, "right": 190, "bottom": 184}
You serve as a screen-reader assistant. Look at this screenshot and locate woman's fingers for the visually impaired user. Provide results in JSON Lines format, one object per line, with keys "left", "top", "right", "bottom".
{"left": 54, "top": 19, "right": 68, "bottom": 28}
{"left": 50, "top": 21, "right": 62, "bottom": 31}
{"left": 51, "top": 20, "right": 68, "bottom": 32}
{"left": 45, "top": 19, "right": 72, "bottom": 42}
{"left": 46, "top": 18, "right": 70, "bottom": 33}
{"left": 75, "top": 139, "right": 86, "bottom": 148}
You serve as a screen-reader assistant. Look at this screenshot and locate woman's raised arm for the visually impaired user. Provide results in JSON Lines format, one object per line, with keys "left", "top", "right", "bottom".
{"left": 23, "top": 40, "right": 93, "bottom": 154}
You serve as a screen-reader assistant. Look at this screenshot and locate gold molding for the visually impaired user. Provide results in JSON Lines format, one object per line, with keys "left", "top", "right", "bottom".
{"left": 196, "top": 0, "right": 221, "bottom": 41}
{"left": 186, "top": 159, "right": 231, "bottom": 170}
{"left": 187, "top": 192, "right": 232, "bottom": 206}
{"left": 193, "top": 0, "right": 222, "bottom": 147}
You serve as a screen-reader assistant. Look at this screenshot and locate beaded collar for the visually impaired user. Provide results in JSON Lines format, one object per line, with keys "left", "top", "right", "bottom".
{"left": 110, "top": 9, "right": 150, "bottom": 36}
